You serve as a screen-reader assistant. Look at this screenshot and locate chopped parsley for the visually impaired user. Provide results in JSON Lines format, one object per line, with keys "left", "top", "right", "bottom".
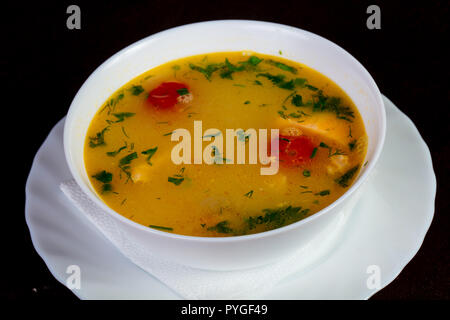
{"left": 246, "top": 205, "right": 310, "bottom": 231}
{"left": 312, "top": 91, "right": 355, "bottom": 122}
{"left": 244, "top": 190, "right": 254, "bottom": 198}
{"left": 320, "top": 142, "right": 345, "bottom": 157}
{"left": 89, "top": 127, "right": 109, "bottom": 148}
{"left": 119, "top": 152, "right": 138, "bottom": 166}
{"left": 349, "top": 139, "right": 357, "bottom": 151}
{"left": 305, "top": 84, "right": 318, "bottom": 91}
{"left": 315, "top": 190, "right": 330, "bottom": 196}
{"left": 244, "top": 100, "right": 251, "bottom": 104}
{"left": 149, "top": 225, "right": 173, "bottom": 231}
{"left": 303, "top": 169, "right": 311, "bottom": 177}
{"left": 92, "top": 170, "right": 113, "bottom": 183}
{"left": 291, "top": 94, "right": 304, "bottom": 106}
{"left": 106, "top": 142, "right": 127, "bottom": 157}
{"left": 141, "top": 147, "right": 158, "bottom": 165}
{"left": 265, "top": 59, "right": 297, "bottom": 74}
{"left": 207, "top": 221, "right": 233, "bottom": 234}
{"left": 108, "top": 112, "right": 135, "bottom": 123}
{"left": 256, "top": 73, "right": 308, "bottom": 91}
{"left": 176, "top": 88, "right": 189, "bottom": 96}
{"left": 253, "top": 80, "right": 263, "bottom": 86}
{"left": 335, "top": 165, "right": 360, "bottom": 187}
{"left": 220, "top": 58, "right": 245, "bottom": 79}
{"left": 117, "top": 152, "right": 137, "bottom": 183}
{"left": 121, "top": 126, "right": 129, "bottom": 138}
{"left": 310, "top": 147, "right": 318, "bottom": 159}
{"left": 101, "top": 183, "right": 113, "bottom": 193}
{"left": 129, "top": 85, "right": 144, "bottom": 96}
{"left": 189, "top": 63, "right": 222, "bottom": 81}
{"left": 168, "top": 177, "right": 184, "bottom": 186}
{"left": 101, "top": 92, "right": 124, "bottom": 114}
{"left": 92, "top": 170, "right": 113, "bottom": 193}
{"left": 256, "top": 73, "right": 286, "bottom": 85}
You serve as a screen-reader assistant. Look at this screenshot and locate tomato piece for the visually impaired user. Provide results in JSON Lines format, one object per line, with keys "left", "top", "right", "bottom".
{"left": 278, "top": 134, "right": 316, "bottom": 166}
{"left": 148, "top": 82, "right": 189, "bottom": 109}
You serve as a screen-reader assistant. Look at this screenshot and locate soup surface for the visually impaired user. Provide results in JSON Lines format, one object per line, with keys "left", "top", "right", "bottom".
{"left": 84, "top": 51, "right": 367, "bottom": 237}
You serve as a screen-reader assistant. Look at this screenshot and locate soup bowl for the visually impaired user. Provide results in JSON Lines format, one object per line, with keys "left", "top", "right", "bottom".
{"left": 64, "top": 20, "right": 385, "bottom": 271}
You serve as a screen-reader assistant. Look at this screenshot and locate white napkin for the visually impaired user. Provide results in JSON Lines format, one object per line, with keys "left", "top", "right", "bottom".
{"left": 60, "top": 179, "right": 348, "bottom": 299}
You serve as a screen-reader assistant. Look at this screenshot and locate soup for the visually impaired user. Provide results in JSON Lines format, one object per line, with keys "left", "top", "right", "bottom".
{"left": 84, "top": 51, "right": 367, "bottom": 237}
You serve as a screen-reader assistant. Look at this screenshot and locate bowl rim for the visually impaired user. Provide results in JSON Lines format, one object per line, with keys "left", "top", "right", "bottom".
{"left": 64, "top": 19, "right": 386, "bottom": 243}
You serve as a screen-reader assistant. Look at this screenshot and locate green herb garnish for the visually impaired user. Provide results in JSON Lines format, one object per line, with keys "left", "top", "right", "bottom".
{"left": 129, "top": 85, "right": 144, "bottom": 96}
{"left": 306, "top": 84, "right": 318, "bottom": 91}
{"left": 168, "top": 176, "right": 184, "bottom": 186}
{"left": 256, "top": 73, "right": 307, "bottom": 91}
{"left": 89, "top": 127, "right": 109, "bottom": 148}
{"left": 92, "top": 170, "right": 113, "bottom": 183}
{"left": 101, "top": 183, "right": 113, "bottom": 193}
{"left": 101, "top": 92, "right": 124, "bottom": 114}
{"left": 244, "top": 190, "right": 254, "bottom": 198}
{"left": 149, "top": 225, "right": 173, "bottom": 231}
{"left": 303, "top": 169, "right": 311, "bottom": 177}
{"left": 246, "top": 205, "right": 310, "bottom": 231}
{"left": 335, "top": 165, "right": 359, "bottom": 187}
{"left": 349, "top": 139, "right": 357, "bottom": 151}
{"left": 189, "top": 63, "right": 222, "bottom": 81}
{"left": 310, "top": 147, "right": 318, "bottom": 159}
{"left": 312, "top": 91, "right": 355, "bottom": 122}
{"left": 108, "top": 112, "right": 135, "bottom": 123}
{"left": 119, "top": 152, "right": 138, "bottom": 166}
{"left": 315, "top": 190, "right": 330, "bottom": 196}
{"left": 121, "top": 126, "right": 129, "bottom": 138}
{"left": 291, "top": 94, "right": 304, "bottom": 106}
{"left": 106, "top": 142, "right": 127, "bottom": 157}
{"left": 265, "top": 59, "right": 297, "bottom": 74}
{"left": 176, "top": 88, "right": 189, "bottom": 96}
{"left": 141, "top": 147, "right": 158, "bottom": 165}
{"left": 207, "top": 221, "right": 233, "bottom": 234}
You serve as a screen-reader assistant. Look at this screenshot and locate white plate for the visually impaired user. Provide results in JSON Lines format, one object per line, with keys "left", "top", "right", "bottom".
{"left": 25, "top": 95, "right": 436, "bottom": 299}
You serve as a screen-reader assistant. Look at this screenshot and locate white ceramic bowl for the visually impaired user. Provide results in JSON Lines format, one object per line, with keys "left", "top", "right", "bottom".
{"left": 64, "top": 20, "right": 386, "bottom": 271}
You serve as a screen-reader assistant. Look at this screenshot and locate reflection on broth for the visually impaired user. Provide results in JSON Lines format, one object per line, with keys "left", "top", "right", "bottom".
{"left": 84, "top": 51, "right": 367, "bottom": 237}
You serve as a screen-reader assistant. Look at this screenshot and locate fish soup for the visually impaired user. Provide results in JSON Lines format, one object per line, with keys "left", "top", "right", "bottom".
{"left": 84, "top": 52, "right": 367, "bottom": 237}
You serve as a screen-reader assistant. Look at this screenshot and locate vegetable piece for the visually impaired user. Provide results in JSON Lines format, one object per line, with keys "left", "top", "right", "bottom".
{"left": 148, "top": 82, "right": 189, "bottom": 109}
{"left": 278, "top": 134, "right": 316, "bottom": 166}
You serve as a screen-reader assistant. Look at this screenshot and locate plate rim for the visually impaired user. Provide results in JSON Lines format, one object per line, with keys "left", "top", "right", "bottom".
{"left": 25, "top": 95, "right": 436, "bottom": 300}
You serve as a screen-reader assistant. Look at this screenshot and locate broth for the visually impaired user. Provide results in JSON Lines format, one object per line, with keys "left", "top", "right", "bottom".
{"left": 84, "top": 51, "right": 367, "bottom": 237}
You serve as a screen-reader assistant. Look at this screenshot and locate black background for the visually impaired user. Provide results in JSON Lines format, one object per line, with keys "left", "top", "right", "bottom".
{"left": 4, "top": 0, "right": 449, "bottom": 300}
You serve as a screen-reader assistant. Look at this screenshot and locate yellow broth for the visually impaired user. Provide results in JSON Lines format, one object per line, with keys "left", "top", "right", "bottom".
{"left": 84, "top": 52, "right": 367, "bottom": 237}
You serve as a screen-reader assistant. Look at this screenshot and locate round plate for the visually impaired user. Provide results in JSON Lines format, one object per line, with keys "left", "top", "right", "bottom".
{"left": 25, "top": 95, "right": 436, "bottom": 299}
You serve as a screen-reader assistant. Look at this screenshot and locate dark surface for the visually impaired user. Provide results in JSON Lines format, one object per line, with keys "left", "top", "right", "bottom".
{"left": 4, "top": 0, "right": 449, "bottom": 300}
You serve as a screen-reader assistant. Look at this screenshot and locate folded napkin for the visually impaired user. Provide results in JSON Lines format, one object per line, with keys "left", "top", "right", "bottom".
{"left": 60, "top": 179, "right": 350, "bottom": 299}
